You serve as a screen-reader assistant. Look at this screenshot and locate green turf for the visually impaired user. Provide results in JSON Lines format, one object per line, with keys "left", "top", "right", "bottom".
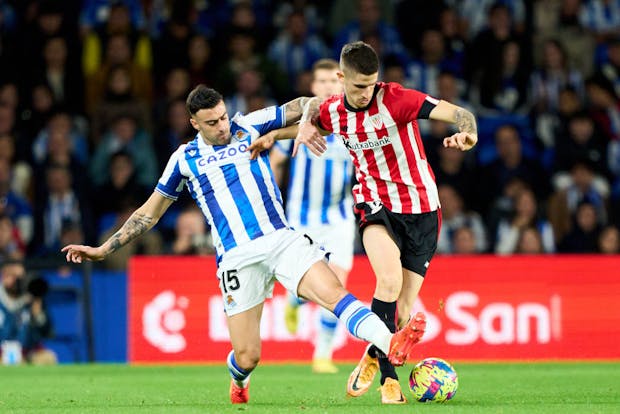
{"left": 0, "top": 362, "right": 619, "bottom": 413}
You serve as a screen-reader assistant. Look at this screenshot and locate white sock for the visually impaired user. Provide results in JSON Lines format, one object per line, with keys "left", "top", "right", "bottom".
{"left": 333, "top": 293, "right": 391, "bottom": 355}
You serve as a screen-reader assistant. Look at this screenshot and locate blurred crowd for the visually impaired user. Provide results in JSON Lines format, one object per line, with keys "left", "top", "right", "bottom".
{"left": 0, "top": 0, "right": 618, "bottom": 268}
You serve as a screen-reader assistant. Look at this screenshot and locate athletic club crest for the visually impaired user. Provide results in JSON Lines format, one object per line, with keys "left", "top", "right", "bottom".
{"left": 368, "top": 113, "right": 384, "bottom": 129}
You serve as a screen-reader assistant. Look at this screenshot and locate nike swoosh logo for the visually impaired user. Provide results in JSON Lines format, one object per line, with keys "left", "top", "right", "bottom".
{"left": 351, "top": 370, "right": 363, "bottom": 391}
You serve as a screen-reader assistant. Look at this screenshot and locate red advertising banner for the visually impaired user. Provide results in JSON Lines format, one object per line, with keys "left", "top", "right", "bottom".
{"left": 128, "top": 255, "right": 620, "bottom": 363}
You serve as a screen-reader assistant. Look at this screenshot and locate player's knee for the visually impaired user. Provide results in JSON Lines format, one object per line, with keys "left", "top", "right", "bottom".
{"left": 374, "top": 279, "right": 401, "bottom": 300}
{"left": 235, "top": 348, "right": 261, "bottom": 370}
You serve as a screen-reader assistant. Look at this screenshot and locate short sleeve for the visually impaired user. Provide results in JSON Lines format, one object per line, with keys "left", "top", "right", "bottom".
{"left": 242, "top": 105, "right": 286, "bottom": 137}
{"left": 155, "top": 145, "right": 187, "bottom": 200}
{"left": 385, "top": 83, "right": 438, "bottom": 123}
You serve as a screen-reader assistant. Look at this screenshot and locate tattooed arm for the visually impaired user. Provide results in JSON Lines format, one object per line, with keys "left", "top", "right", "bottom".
{"left": 62, "top": 192, "right": 174, "bottom": 263}
{"left": 292, "top": 97, "right": 332, "bottom": 156}
{"left": 429, "top": 100, "right": 478, "bottom": 151}
{"left": 281, "top": 96, "right": 313, "bottom": 126}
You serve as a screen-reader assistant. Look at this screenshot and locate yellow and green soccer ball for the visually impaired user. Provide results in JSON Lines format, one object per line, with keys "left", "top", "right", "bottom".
{"left": 408, "top": 357, "right": 458, "bottom": 402}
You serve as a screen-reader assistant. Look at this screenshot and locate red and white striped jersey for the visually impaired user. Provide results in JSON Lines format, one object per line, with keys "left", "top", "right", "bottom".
{"left": 317, "top": 82, "right": 441, "bottom": 214}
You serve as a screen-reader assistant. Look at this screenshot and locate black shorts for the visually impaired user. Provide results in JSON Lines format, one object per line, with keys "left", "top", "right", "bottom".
{"left": 356, "top": 202, "right": 441, "bottom": 276}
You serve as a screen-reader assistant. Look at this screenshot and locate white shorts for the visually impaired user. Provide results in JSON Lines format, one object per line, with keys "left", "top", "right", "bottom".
{"left": 217, "top": 228, "right": 328, "bottom": 316}
{"left": 301, "top": 219, "right": 356, "bottom": 271}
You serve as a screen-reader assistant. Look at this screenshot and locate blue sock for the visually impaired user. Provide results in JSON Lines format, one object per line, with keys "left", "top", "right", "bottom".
{"left": 227, "top": 350, "right": 252, "bottom": 387}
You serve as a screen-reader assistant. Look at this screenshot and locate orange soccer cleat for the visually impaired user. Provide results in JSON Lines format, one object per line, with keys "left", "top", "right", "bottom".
{"left": 380, "top": 377, "right": 407, "bottom": 404}
{"left": 346, "top": 345, "right": 379, "bottom": 397}
{"left": 387, "top": 312, "right": 426, "bottom": 366}
{"left": 229, "top": 380, "right": 250, "bottom": 404}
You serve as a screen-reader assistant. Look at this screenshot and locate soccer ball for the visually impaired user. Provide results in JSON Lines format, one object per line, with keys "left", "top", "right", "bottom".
{"left": 408, "top": 357, "right": 458, "bottom": 402}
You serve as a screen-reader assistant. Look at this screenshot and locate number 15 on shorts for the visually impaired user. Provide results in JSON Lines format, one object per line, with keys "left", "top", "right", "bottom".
{"left": 220, "top": 269, "right": 240, "bottom": 293}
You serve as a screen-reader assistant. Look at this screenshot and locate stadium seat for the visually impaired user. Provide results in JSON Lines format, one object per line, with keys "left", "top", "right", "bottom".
{"left": 41, "top": 271, "right": 88, "bottom": 363}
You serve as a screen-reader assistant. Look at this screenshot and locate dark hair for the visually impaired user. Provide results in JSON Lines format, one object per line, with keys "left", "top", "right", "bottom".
{"left": 186, "top": 85, "right": 223, "bottom": 115}
{"left": 340, "top": 41, "right": 379, "bottom": 75}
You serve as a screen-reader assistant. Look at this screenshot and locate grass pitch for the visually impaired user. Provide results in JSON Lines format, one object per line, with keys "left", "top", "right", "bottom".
{"left": 1, "top": 362, "right": 618, "bottom": 413}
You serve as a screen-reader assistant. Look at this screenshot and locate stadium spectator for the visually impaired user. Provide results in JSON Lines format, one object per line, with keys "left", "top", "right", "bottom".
{"left": 0, "top": 134, "right": 32, "bottom": 202}
{"left": 0, "top": 259, "right": 57, "bottom": 365}
{"left": 0, "top": 159, "right": 32, "bottom": 247}
{"left": 32, "top": 164, "right": 93, "bottom": 255}
{"left": 548, "top": 159, "right": 609, "bottom": 243}
{"left": 597, "top": 224, "right": 620, "bottom": 253}
{"left": 471, "top": 40, "right": 530, "bottom": 115}
{"left": 433, "top": 141, "right": 477, "bottom": 210}
{"left": 214, "top": 28, "right": 287, "bottom": 101}
{"left": 478, "top": 124, "right": 550, "bottom": 214}
{"left": 437, "top": 184, "right": 487, "bottom": 254}
{"left": 465, "top": 3, "right": 528, "bottom": 89}
{"left": 530, "top": 38, "right": 586, "bottom": 115}
{"left": 154, "top": 99, "right": 193, "bottom": 171}
{"left": 62, "top": 84, "right": 426, "bottom": 404}
{"left": 494, "top": 188, "right": 555, "bottom": 254}
{"left": 295, "top": 41, "right": 477, "bottom": 403}
{"left": 553, "top": 111, "right": 609, "bottom": 176}
{"left": 79, "top": 0, "right": 146, "bottom": 35}
{"left": 187, "top": 34, "right": 215, "bottom": 88}
{"left": 92, "top": 151, "right": 150, "bottom": 223}
{"left": 31, "top": 36, "right": 84, "bottom": 114}
{"left": 515, "top": 226, "right": 546, "bottom": 254}
{"left": 89, "top": 63, "right": 152, "bottom": 144}
{"left": 533, "top": 0, "right": 596, "bottom": 77}
{"left": 31, "top": 118, "right": 87, "bottom": 207}
{"left": 268, "top": 11, "right": 328, "bottom": 85}
{"left": 152, "top": 67, "right": 191, "bottom": 128}
{"left": 558, "top": 200, "right": 602, "bottom": 252}
{"left": 32, "top": 109, "right": 88, "bottom": 166}
{"left": 332, "top": 0, "right": 408, "bottom": 65}
{"left": 225, "top": 69, "right": 277, "bottom": 117}
{"left": 152, "top": 2, "right": 195, "bottom": 82}
{"left": 85, "top": 33, "right": 153, "bottom": 116}
{"left": 406, "top": 29, "right": 463, "bottom": 99}
{"left": 169, "top": 206, "right": 214, "bottom": 256}
{"left": 585, "top": 75, "right": 620, "bottom": 142}
{"left": 90, "top": 113, "right": 158, "bottom": 188}
{"left": 451, "top": 225, "right": 479, "bottom": 255}
{"left": 0, "top": 214, "right": 25, "bottom": 260}
{"left": 595, "top": 37, "right": 620, "bottom": 97}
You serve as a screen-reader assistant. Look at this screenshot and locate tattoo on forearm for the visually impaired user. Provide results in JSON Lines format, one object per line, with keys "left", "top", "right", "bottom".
{"left": 300, "top": 97, "right": 320, "bottom": 124}
{"left": 283, "top": 97, "right": 312, "bottom": 125}
{"left": 455, "top": 109, "right": 477, "bottom": 135}
{"left": 104, "top": 212, "right": 154, "bottom": 255}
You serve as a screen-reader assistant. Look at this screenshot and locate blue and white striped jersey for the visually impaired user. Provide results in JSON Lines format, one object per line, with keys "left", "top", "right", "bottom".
{"left": 156, "top": 106, "right": 288, "bottom": 261}
{"left": 275, "top": 134, "right": 353, "bottom": 229}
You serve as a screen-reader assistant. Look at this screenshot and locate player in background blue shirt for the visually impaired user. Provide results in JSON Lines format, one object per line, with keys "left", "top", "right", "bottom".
{"left": 62, "top": 85, "right": 426, "bottom": 404}
{"left": 268, "top": 59, "right": 355, "bottom": 374}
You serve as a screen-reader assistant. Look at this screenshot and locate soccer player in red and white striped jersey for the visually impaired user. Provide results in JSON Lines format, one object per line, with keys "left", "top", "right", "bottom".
{"left": 295, "top": 41, "right": 478, "bottom": 404}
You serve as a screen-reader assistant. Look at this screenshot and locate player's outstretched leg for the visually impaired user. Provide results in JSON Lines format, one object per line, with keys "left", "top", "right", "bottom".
{"left": 227, "top": 350, "right": 251, "bottom": 404}
{"left": 387, "top": 312, "right": 426, "bottom": 366}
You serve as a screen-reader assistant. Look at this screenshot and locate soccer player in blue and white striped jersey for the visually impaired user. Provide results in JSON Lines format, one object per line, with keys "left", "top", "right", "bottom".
{"left": 62, "top": 85, "right": 426, "bottom": 404}
{"left": 269, "top": 59, "right": 355, "bottom": 374}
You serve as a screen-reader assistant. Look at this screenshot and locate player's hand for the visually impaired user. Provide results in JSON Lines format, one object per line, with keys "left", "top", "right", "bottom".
{"left": 443, "top": 132, "right": 477, "bottom": 151}
{"left": 294, "top": 121, "right": 326, "bottom": 157}
{"left": 61, "top": 244, "right": 105, "bottom": 263}
{"left": 248, "top": 133, "right": 276, "bottom": 159}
